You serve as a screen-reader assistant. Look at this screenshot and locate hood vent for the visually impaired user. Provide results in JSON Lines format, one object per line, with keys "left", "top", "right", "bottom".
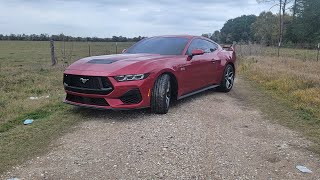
{"left": 87, "top": 59, "right": 118, "bottom": 64}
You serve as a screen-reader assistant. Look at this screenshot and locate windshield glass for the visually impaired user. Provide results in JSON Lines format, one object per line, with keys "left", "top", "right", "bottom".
{"left": 125, "top": 37, "right": 189, "bottom": 55}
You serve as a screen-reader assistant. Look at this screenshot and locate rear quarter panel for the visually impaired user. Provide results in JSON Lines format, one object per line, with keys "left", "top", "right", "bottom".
{"left": 216, "top": 48, "right": 236, "bottom": 82}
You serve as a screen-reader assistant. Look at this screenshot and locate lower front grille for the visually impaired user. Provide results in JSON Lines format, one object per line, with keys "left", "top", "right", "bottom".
{"left": 119, "top": 89, "right": 142, "bottom": 104}
{"left": 66, "top": 94, "right": 109, "bottom": 106}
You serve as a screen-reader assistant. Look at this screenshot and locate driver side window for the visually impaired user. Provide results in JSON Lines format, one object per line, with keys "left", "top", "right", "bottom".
{"left": 187, "top": 39, "right": 218, "bottom": 55}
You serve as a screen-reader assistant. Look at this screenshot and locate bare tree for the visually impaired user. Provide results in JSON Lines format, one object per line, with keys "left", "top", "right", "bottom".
{"left": 257, "top": 0, "right": 293, "bottom": 56}
{"left": 292, "top": 0, "right": 297, "bottom": 18}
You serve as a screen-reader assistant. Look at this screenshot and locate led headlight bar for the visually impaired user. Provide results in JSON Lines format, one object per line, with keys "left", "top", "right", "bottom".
{"left": 114, "top": 73, "right": 149, "bottom": 82}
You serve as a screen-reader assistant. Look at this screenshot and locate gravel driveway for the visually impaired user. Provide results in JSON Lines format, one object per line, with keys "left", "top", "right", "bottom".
{"left": 2, "top": 78, "right": 320, "bottom": 179}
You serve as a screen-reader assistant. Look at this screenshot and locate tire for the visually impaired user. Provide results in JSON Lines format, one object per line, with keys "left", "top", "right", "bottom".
{"left": 218, "top": 64, "right": 235, "bottom": 92}
{"left": 151, "top": 74, "right": 171, "bottom": 114}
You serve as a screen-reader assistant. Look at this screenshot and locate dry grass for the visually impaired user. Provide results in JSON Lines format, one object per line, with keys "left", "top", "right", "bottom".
{"left": 238, "top": 54, "right": 320, "bottom": 152}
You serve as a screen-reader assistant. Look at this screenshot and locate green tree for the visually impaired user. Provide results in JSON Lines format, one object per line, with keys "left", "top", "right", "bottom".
{"left": 201, "top": 34, "right": 210, "bottom": 38}
{"left": 211, "top": 30, "right": 222, "bottom": 43}
{"left": 291, "top": 0, "right": 320, "bottom": 45}
{"left": 220, "top": 15, "right": 257, "bottom": 43}
{"left": 252, "top": 12, "right": 278, "bottom": 45}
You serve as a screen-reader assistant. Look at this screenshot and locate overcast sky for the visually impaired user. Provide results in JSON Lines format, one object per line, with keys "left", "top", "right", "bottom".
{"left": 0, "top": 0, "right": 275, "bottom": 37}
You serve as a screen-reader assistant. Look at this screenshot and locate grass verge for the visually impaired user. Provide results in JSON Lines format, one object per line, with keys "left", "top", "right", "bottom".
{"left": 238, "top": 56, "right": 320, "bottom": 154}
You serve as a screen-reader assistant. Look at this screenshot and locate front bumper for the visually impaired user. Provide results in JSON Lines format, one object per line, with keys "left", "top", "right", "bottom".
{"left": 63, "top": 71, "right": 154, "bottom": 110}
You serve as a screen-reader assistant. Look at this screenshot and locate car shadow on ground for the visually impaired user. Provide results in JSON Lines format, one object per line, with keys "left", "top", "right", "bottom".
{"left": 72, "top": 88, "right": 225, "bottom": 122}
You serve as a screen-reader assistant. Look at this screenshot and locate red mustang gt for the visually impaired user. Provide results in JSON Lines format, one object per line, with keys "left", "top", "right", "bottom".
{"left": 63, "top": 35, "right": 236, "bottom": 114}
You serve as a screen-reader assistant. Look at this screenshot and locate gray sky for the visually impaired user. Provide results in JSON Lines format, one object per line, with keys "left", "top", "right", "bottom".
{"left": 0, "top": 0, "right": 275, "bottom": 37}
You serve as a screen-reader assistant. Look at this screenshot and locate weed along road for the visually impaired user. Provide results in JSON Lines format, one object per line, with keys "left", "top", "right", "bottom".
{"left": 2, "top": 79, "right": 320, "bottom": 179}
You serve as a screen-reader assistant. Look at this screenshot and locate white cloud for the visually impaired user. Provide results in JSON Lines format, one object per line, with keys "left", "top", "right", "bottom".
{"left": 0, "top": 0, "right": 277, "bottom": 37}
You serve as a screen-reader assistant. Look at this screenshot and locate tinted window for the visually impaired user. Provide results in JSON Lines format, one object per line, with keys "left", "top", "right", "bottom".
{"left": 125, "top": 37, "right": 189, "bottom": 55}
{"left": 187, "top": 39, "right": 218, "bottom": 55}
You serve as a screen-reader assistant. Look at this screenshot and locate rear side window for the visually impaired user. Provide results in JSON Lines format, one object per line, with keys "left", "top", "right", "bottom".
{"left": 187, "top": 39, "right": 218, "bottom": 55}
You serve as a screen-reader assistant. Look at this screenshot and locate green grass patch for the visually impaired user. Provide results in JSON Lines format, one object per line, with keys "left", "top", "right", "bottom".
{"left": 0, "top": 103, "right": 65, "bottom": 133}
{"left": 0, "top": 105, "right": 82, "bottom": 174}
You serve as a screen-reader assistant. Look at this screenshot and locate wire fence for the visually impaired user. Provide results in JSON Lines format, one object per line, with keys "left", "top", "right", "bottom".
{"left": 236, "top": 43, "right": 320, "bottom": 62}
{"left": 49, "top": 40, "right": 320, "bottom": 66}
{"left": 50, "top": 41, "right": 135, "bottom": 66}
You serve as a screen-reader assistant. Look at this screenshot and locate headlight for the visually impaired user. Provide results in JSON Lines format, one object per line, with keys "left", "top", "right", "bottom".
{"left": 114, "top": 73, "right": 150, "bottom": 82}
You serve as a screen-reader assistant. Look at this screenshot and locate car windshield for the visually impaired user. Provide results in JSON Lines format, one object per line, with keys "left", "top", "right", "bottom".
{"left": 125, "top": 37, "right": 189, "bottom": 55}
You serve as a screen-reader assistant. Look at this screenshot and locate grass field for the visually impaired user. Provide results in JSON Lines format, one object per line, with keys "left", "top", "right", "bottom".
{"left": 0, "top": 41, "right": 134, "bottom": 173}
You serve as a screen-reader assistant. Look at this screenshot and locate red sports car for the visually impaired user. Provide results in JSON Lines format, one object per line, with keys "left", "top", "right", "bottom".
{"left": 63, "top": 35, "right": 236, "bottom": 114}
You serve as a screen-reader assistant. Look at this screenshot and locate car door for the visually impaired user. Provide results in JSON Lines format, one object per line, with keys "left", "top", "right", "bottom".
{"left": 201, "top": 40, "right": 220, "bottom": 85}
{"left": 180, "top": 39, "right": 215, "bottom": 94}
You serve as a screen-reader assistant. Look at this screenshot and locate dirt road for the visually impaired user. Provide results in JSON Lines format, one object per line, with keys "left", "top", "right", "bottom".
{"left": 2, "top": 79, "right": 320, "bottom": 179}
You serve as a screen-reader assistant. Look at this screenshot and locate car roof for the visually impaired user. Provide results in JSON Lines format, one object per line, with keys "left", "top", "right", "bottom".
{"left": 151, "top": 35, "right": 202, "bottom": 39}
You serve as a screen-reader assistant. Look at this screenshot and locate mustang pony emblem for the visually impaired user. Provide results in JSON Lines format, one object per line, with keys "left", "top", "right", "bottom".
{"left": 80, "top": 78, "right": 89, "bottom": 84}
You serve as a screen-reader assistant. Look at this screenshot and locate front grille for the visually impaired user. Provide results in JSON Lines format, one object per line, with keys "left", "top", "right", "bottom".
{"left": 64, "top": 74, "right": 113, "bottom": 95}
{"left": 66, "top": 94, "right": 109, "bottom": 106}
{"left": 120, "top": 89, "right": 142, "bottom": 104}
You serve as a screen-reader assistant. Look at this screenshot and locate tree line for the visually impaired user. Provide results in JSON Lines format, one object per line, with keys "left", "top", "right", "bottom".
{"left": 0, "top": 33, "right": 145, "bottom": 42}
{"left": 204, "top": 0, "right": 320, "bottom": 48}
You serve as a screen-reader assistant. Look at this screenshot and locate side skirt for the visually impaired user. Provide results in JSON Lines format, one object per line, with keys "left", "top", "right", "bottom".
{"left": 177, "top": 85, "right": 219, "bottom": 100}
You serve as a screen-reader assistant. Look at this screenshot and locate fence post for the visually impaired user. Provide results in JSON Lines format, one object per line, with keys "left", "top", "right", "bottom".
{"left": 88, "top": 43, "right": 91, "bottom": 56}
{"left": 277, "top": 42, "right": 281, "bottom": 57}
{"left": 67, "top": 41, "right": 74, "bottom": 62}
{"left": 115, "top": 42, "right": 118, "bottom": 54}
{"left": 317, "top": 43, "right": 319, "bottom": 62}
{"left": 50, "top": 40, "right": 57, "bottom": 66}
{"left": 63, "top": 39, "right": 66, "bottom": 60}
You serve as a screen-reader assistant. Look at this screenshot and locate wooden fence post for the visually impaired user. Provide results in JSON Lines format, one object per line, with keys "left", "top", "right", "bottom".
{"left": 115, "top": 42, "right": 118, "bottom": 54}
{"left": 317, "top": 43, "right": 319, "bottom": 62}
{"left": 88, "top": 43, "right": 91, "bottom": 56}
{"left": 277, "top": 42, "right": 281, "bottom": 57}
{"left": 63, "top": 39, "right": 66, "bottom": 60}
{"left": 50, "top": 40, "right": 57, "bottom": 66}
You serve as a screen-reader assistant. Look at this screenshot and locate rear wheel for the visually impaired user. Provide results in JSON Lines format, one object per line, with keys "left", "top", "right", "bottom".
{"left": 218, "top": 64, "right": 234, "bottom": 92}
{"left": 151, "top": 74, "right": 171, "bottom": 114}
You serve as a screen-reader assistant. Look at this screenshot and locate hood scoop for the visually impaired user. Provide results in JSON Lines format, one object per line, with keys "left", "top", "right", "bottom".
{"left": 87, "top": 59, "right": 118, "bottom": 64}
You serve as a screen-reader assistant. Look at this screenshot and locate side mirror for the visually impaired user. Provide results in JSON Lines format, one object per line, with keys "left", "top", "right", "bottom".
{"left": 122, "top": 49, "right": 126, "bottom": 53}
{"left": 187, "top": 49, "right": 205, "bottom": 61}
{"left": 191, "top": 49, "right": 205, "bottom": 56}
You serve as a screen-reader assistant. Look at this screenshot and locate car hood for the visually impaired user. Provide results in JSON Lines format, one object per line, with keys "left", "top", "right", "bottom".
{"left": 66, "top": 53, "right": 174, "bottom": 75}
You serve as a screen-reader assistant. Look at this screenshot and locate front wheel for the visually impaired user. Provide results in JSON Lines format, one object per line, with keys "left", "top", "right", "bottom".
{"left": 151, "top": 74, "right": 171, "bottom": 114}
{"left": 218, "top": 64, "right": 234, "bottom": 92}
